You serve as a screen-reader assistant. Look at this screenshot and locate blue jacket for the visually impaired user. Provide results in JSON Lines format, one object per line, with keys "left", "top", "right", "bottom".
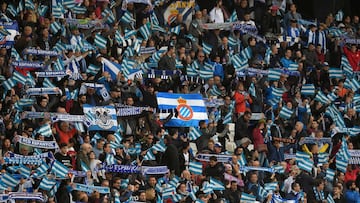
{"left": 345, "top": 190, "right": 360, "bottom": 203}
{"left": 267, "top": 142, "right": 295, "bottom": 163}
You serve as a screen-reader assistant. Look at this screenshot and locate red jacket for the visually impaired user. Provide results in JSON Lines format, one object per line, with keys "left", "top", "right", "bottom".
{"left": 252, "top": 128, "right": 264, "bottom": 149}
{"left": 343, "top": 46, "right": 360, "bottom": 71}
{"left": 234, "top": 91, "right": 252, "bottom": 114}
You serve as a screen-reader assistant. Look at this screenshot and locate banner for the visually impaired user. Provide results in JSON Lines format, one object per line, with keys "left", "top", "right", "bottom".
{"left": 23, "top": 48, "right": 60, "bottom": 56}
{"left": 35, "top": 71, "right": 67, "bottom": 77}
{"left": 157, "top": 93, "right": 208, "bottom": 127}
{"left": 17, "top": 136, "right": 59, "bottom": 149}
{"left": 163, "top": 0, "right": 195, "bottom": 26}
{"left": 11, "top": 61, "right": 45, "bottom": 68}
{"left": 345, "top": 38, "right": 360, "bottom": 45}
{"left": 0, "top": 21, "right": 19, "bottom": 49}
{"left": 196, "top": 154, "right": 232, "bottom": 163}
{"left": 72, "top": 183, "right": 110, "bottom": 194}
{"left": 83, "top": 104, "right": 118, "bottom": 131}
{"left": 4, "top": 157, "right": 42, "bottom": 165}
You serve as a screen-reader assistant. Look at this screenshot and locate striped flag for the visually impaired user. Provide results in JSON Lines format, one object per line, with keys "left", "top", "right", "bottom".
{"left": 228, "top": 35, "right": 238, "bottom": 47}
{"left": 39, "top": 177, "right": 56, "bottom": 191}
{"left": 86, "top": 64, "right": 100, "bottom": 75}
{"left": 248, "top": 82, "right": 256, "bottom": 97}
{"left": 314, "top": 91, "right": 330, "bottom": 105}
{"left": 341, "top": 55, "right": 353, "bottom": 76}
{"left": 63, "top": 0, "right": 76, "bottom": 9}
{"left": 279, "top": 106, "right": 293, "bottom": 119}
{"left": 240, "top": 193, "right": 256, "bottom": 202}
{"left": 1, "top": 172, "right": 18, "bottom": 187}
{"left": 209, "top": 177, "right": 225, "bottom": 190}
{"left": 268, "top": 69, "right": 282, "bottom": 81}
{"left": 25, "top": 0, "right": 35, "bottom": 10}
{"left": 272, "top": 87, "right": 284, "bottom": 98}
{"left": 238, "top": 153, "right": 247, "bottom": 166}
{"left": 7, "top": 4, "right": 17, "bottom": 17}
{"left": 152, "top": 24, "right": 167, "bottom": 33}
{"left": 150, "top": 12, "right": 159, "bottom": 25}
{"left": 52, "top": 3, "right": 64, "bottom": 18}
{"left": 327, "top": 92, "right": 338, "bottom": 102}
{"left": 33, "top": 161, "right": 49, "bottom": 178}
{"left": 51, "top": 160, "right": 69, "bottom": 178}
{"left": 301, "top": 84, "right": 315, "bottom": 96}
{"left": 329, "top": 68, "right": 343, "bottom": 78}
{"left": 124, "top": 29, "right": 137, "bottom": 39}
{"left": 17, "top": 0, "right": 24, "bottom": 13}
{"left": 187, "top": 63, "right": 199, "bottom": 76}
{"left": 152, "top": 142, "right": 166, "bottom": 152}
{"left": 297, "top": 157, "right": 313, "bottom": 173}
{"left": 12, "top": 71, "right": 27, "bottom": 85}
{"left": 240, "top": 47, "right": 252, "bottom": 59}
{"left": 202, "top": 42, "right": 213, "bottom": 55}
{"left": 258, "top": 185, "right": 268, "bottom": 198}
{"left": 318, "top": 153, "right": 329, "bottom": 164}
{"left": 18, "top": 164, "right": 31, "bottom": 178}
{"left": 95, "top": 34, "right": 107, "bottom": 49}
{"left": 231, "top": 54, "right": 249, "bottom": 72}
{"left": 43, "top": 78, "right": 55, "bottom": 88}
{"left": 325, "top": 168, "right": 335, "bottom": 181}
{"left": 11, "top": 48, "right": 20, "bottom": 60}
{"left": 50, "top": 21, "right": 61, "bottom": 34}
{"left": 264, "top": 182, "right": 278, "bottom": 192}
{"left": 37, "top": 124, "right": 53, "bottom": 137}
{"left": 344, "top": 78, "right": 360, "bottom": 92}
{"left": 102, "top": 8, "right": 115, "bottom": 24}
{"left": 189, "top": 127, "right": 202, "bottom": 141}
{"left": 144, "top": 150, "right": 156, "bottom": 161}
{"left": 272, "top": 165, "right": 285, "bottom": 173}
{"left": 102, "top": 57, "right": 122, "bottom": 81}
{"left": 228, "top": 10, "right": 238, "bottom": 22}
{"left": 74, "top": 122, "right": 84, "bottom": 132}
{"left": 185, "top": 34, "right": 196, "bottom": 42}
{"left": 223, "top": 111, "right": 232, "bottom": 124}
{"left": 170, "top": 25, "right": 181, "bottom": 35}
{"left": 327, "top": 194, "right": 335, "bottom": 203}
{"left": 288, "top": 63, "right": 299, "bottom": 71}
{"left": 73, "top": 6, "right": 87, "bottom": 14}
{"left": 264, "top": 47, "right": 271, "bottom": 64}
{"left": 105, "top": 153, "right": 115, "bottom": 165}
{"left": 189, "top": 161, "right": 203, "bottom": 175}
{"left": 81, "top": 160, "right": 90, "bottom": 171}
{"left": 336, "top": 158, "right": 347, "bottom": 173}
{"left": 2, "top": 77, "right": 16, "bottom": 92}
{"left": 139, "top": 24, "right": 151, "bottom": 40}
{"left": 120, "top": 11, "right": 135, "bottom": 24}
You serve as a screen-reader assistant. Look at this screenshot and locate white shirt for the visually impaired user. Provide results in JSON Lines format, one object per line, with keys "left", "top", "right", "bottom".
{"left": 209, "top": 7, "right": 224, "bottom": 23}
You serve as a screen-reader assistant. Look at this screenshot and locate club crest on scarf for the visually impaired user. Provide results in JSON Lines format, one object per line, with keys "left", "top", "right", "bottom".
{"left": 92, "top": 107, "right": 114, "bottom": 130}
{"left": 176, "top": 97, "right": 193, "bottom": 121}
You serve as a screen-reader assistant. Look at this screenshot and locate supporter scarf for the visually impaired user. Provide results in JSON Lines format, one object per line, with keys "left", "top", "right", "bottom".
{"left": 298, "top": 137, "right": 332, "bottom": 145}
{"left": 11, "top": 61, "right": 45, "bottom": 68}
{"left": 180, "top": 75, "right": 206, "bottom": 85}
{"left": 101, "top": 164, "right": 140, "bottom": 173}
{"left": 23, "top": 48, "right": 60, "bottom": 57}
{"left": 72, "top": 183, "right": 110, "bottom": 194}
{"left": 35, "top": 71, "right": 67, "bottom": 77}
{"left": 272, "top": 137, "right": 296, "bottom": 144}
{"left": 196, "top": 154, "right": 232, "bottom": 163}
{"left": 4, "top": 157, "right": 42, "bottom": 165}
{"left": 224, "top": 173, "right": 244, "bottom": 186}
{"left": 17, "top": 136, "right": 59, "bottom": 149}
{"left": 142, "top": 166, "right": 169, "bottom": 175}
{"left": 0, "top": 192, "right": 44, "bottom": 202}
{"left": 65, "top": 18, "right": 106, "bottom": 30}
{"left": 345, "top": 38, "right": 360, "bottom": 44}
{"left": 313, "top": 187, "right": 325, "bottom": 201}
{"left": 140, "top": 47, "right": 156, "bottom": 54}
{"left": 68, "top": 170, "right": 87, "bottom": 177}
{"left": 51, "top": 114, "right": 84, "bottom": 122}
{"left": 240, "top": 166, "right": 275, "bottom": 173}
{"left": 116, "top": 106, "right": 152, "bottom": 117}
{"left": 237, "top": 68, "right": 300, "bottom": 77}
{"left": 348, "top": 150, "right": 360, "bottom": 164}
{"left": 147, "top": 69, "right": 182, "bottom": 79}
{"left": 26, "top": 88, "right": 62, "bottom": 96}
{"left": 203, "top": 98, "right": 225, "bottom": 107}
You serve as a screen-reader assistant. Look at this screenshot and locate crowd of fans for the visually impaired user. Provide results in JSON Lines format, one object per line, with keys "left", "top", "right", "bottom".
{"left": 0, "top": 0, "right": 360, "bottom": 202}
